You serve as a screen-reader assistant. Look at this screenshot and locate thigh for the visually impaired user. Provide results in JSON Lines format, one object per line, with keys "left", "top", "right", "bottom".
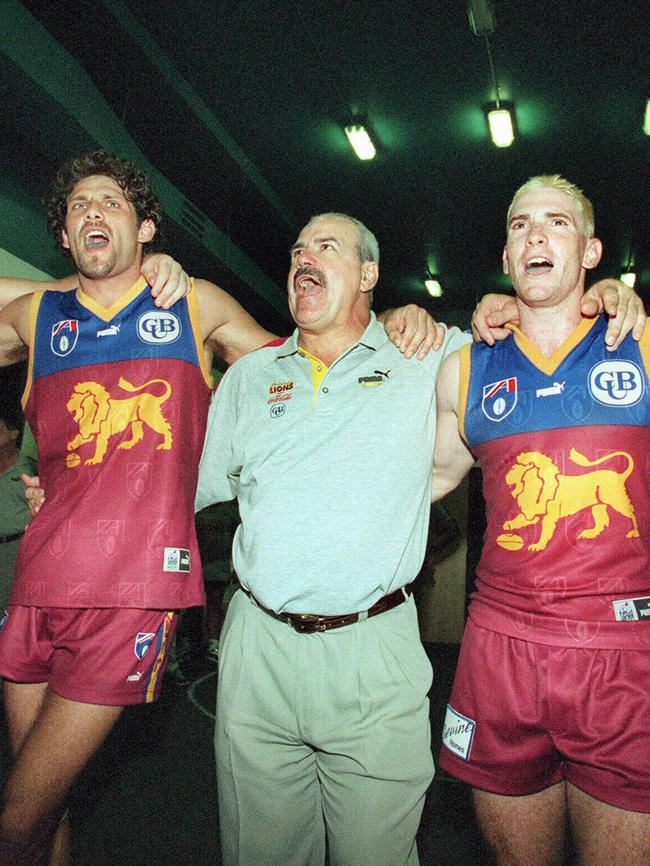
{"left": 473, "top": 783, "right": 566, "bottom": 866}
{"left": 3, "top": 688, "right": 122, "bottom": 828}
{"left": 439, "top": 622, "right": 563, "bottom": 795}
{"left": 551, "top": 647, "right": 650, "bottom": 813}
{"left": 3, "top": 680, "right": 49, "bottom": 754}
{"left": 215, "top": 591, "right": 325, "bottom": 866}
{"left": 568, "top": 783, "right": 650, "bottom": 866}
{"left": 315, "top": 597, "right": 433, "bottom": 866}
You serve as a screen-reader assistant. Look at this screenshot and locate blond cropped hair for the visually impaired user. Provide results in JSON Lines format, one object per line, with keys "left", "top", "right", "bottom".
{"left": 507, "top": 175, "right": 595, "bottom": 239}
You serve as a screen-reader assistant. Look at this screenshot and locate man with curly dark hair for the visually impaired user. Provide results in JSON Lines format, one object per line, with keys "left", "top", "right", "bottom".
{"left": 0, "top": 149, "right": 280, "bottom": 866}
{"left": 45, "top": 150, "right": 163, "bottom": 255}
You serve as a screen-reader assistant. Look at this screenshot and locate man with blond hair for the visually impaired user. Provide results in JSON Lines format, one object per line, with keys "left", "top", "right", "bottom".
{"left": 433, "top": 175, "right": 650, "bottom": 866}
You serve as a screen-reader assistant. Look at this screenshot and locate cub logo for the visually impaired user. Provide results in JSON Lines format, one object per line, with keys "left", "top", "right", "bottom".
{"left": 501, "top": 447, "right": 639, "bottom": 551}
{"left": 137, "top": 311, "right": 181, "bottom": 344}
{"left": 66, "top": 377, "right": 173, "bottom": 466}
{"left": 589, "top": 360, "right": 644, "bottom": 407}
{"left": 51, "top": 319, "right": 79, "bottom": 357}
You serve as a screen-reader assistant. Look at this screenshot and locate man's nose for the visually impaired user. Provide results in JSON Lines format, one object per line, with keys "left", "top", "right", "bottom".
{"left": 84, "top": 201, "right": 104, "bottom": 220}
{"left": 526, "top": 222, "right": 547, "bottom": 244}
{"left": 297, "top": 247, "right": 316, "bottom": 266}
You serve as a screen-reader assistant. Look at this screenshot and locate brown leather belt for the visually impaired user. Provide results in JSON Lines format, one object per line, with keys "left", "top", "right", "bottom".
{"left": 244, "top": 586, "right": 410, "bottom": 633}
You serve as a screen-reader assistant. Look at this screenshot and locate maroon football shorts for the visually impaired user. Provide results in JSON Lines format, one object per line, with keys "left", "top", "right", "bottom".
{"left": 440, "top": 619, "right": 650, "bottom": 812}
{"left": 0, "top": 605, "right": 177, "bottom": 705}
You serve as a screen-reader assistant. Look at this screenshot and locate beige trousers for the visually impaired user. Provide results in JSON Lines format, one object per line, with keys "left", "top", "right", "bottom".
{"left": 215, "top": 589, "right": 434, "bottom": 866}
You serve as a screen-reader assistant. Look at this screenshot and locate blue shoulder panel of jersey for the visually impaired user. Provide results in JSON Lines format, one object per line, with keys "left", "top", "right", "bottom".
{"left": 465, "top": 315, "right": 649, "bottom": 447}
{"left": 33, "top": 289, "right": 199, "bottom": 380}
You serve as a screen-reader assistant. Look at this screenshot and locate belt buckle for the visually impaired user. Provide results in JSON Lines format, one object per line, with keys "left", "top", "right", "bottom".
{"left": 287, "top": 614, "right": 326, "bottom": 634}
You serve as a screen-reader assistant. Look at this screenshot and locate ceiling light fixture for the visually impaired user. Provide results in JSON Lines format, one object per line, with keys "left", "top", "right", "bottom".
{"left": 344, "top": 124, "right": 376, "bottom": 160}
{"left": 425, "top": 276, "right": 443, "bottom": 297}
{"left": 486, "top": 103, "right": 515, "bottom": 148}
{"left": 644, "top": 98, "right": 650, "bottom": 136}
{"left": 468, "top": 0, "right": 517, "bottom": 148}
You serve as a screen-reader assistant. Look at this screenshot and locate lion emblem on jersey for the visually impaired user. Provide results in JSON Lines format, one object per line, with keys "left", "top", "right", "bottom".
{"left": 502, "top": 447, "right": 639, "bottom": 551}
{"left": 66, "top": 377, "right": 173, "bottom": 466}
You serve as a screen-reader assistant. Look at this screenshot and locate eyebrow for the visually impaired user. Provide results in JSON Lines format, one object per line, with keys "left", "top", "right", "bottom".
{"left": 509, "top": 210, "right": 575, "bottom": 227}
{"left": 290, "top": 236, "right": 339, "bottom": 254}
{"left": 67, "top": 191, "right": 125, "bottom": 202}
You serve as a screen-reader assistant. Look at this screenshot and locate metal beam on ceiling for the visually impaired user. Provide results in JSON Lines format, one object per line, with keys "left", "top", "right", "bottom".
{"left": 0, "top": 0, "right": 287, "bottom": 314}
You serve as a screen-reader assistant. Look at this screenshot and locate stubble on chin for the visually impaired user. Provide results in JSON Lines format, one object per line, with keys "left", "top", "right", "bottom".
{"left": 75, "top": 253, "right": 115, "bottom": 280}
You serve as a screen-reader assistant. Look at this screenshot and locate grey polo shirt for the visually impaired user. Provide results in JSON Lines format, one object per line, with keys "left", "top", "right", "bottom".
{"left": 196, "top": 313, "right": 470, "bottom": 615}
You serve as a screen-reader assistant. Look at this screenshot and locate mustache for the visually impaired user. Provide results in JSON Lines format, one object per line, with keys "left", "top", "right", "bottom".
{"left": 294, "top": 266, "right": 326, "bottom": 286}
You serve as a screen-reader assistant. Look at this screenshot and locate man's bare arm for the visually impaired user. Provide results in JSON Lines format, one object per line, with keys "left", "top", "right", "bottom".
{"left": 0, "top": 275, "right": 76, "bottom": 308}
{"left": 431, "top": 352, "right": 475, "bottom": 502}
{"left": 195, "top": 279, "right": 277, "bottom": 365}
{"left": 0, "top": 294, "right": 32, "bottom": 367}
{"left": 472, "top": 281, "right": 646, "bottom": 349}
{"left": 0, "top": 253, "right": 191, "bottom": 312}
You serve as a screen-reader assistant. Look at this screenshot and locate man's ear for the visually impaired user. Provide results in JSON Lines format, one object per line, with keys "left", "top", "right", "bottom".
{"left": 360, "top": 261, "right": 379, "bottom": 294}
{"left": 137, "top": 219, "right": 156, "bottom": 244}
{"left": 582, "top": 237, "right": 603, "bottom": 271}
{"left": 502, "top": 246, "right": 510, "bottom": 275}
{"left": 61, "top": 228, "right": 70, "bottom": 251}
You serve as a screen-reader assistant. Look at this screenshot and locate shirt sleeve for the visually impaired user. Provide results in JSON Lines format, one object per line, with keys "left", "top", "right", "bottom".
{"left": 441, "top": 324, "right": 473, "bottom": 358}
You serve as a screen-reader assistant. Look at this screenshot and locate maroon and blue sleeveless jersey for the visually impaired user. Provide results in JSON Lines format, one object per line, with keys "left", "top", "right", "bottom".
{"left": 13, "top": 277, "right": 211, "bottom": 609}
{"left": 459, "top": 314, "right": 650, "bottom": 649}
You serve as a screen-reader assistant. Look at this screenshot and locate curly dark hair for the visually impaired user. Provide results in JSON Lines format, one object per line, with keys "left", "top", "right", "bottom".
{"left": 45, "top": 150, "right": 163, "bottom": 252}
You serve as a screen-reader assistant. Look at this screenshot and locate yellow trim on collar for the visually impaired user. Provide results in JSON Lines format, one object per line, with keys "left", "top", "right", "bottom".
{"left": 508, "top": 316, "right": 598, "bottom": 376}
{"left": 75, "top": 276, "right": 149, "bottom": 323}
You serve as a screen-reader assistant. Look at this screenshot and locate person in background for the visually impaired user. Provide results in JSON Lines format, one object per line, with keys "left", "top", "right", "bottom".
{"left": 0, "top": 421, "right": 37, "bottom": 612}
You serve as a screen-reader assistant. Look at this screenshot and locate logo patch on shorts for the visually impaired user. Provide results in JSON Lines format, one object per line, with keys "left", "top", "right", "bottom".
{"left": 0, "top": 610, "right": 8, "bottom": 631}
{"left": 134, "top": 632, "right": 156, "bottom": 660}
{"left": 163, "top": 547, "right": 191, "bottom": 572}
{"left": 442, "top": 704, "right": 476, "bottom": 762}
{"left": 613, "top": 596, "right": 650, "bottom": 621}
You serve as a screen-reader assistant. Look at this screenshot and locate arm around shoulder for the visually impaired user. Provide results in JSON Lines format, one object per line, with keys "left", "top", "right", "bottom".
{"left": 0, "top": 275, "right": 77, "bottom": 310}
{"left": 195, "top": 279, "right": 277, "bottom": 366}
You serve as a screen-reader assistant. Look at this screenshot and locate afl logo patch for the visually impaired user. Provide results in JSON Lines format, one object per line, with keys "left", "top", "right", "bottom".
{"left": 482, "top": 377, "right": 517, "bottom": 421}
{"left": 589, "top": 360, "right": 644, "bottom": 407}
{"left": 137, "top": 311, "right": 181, "bottom": 344}
{"left": 270, "top": 404, "right": 285, "bottom": 418}
{"left": 134, "top": 631, "right": 156, "bottom": 660}
{"left": 51, "top": 319, "right": 79, "bottom": 356}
